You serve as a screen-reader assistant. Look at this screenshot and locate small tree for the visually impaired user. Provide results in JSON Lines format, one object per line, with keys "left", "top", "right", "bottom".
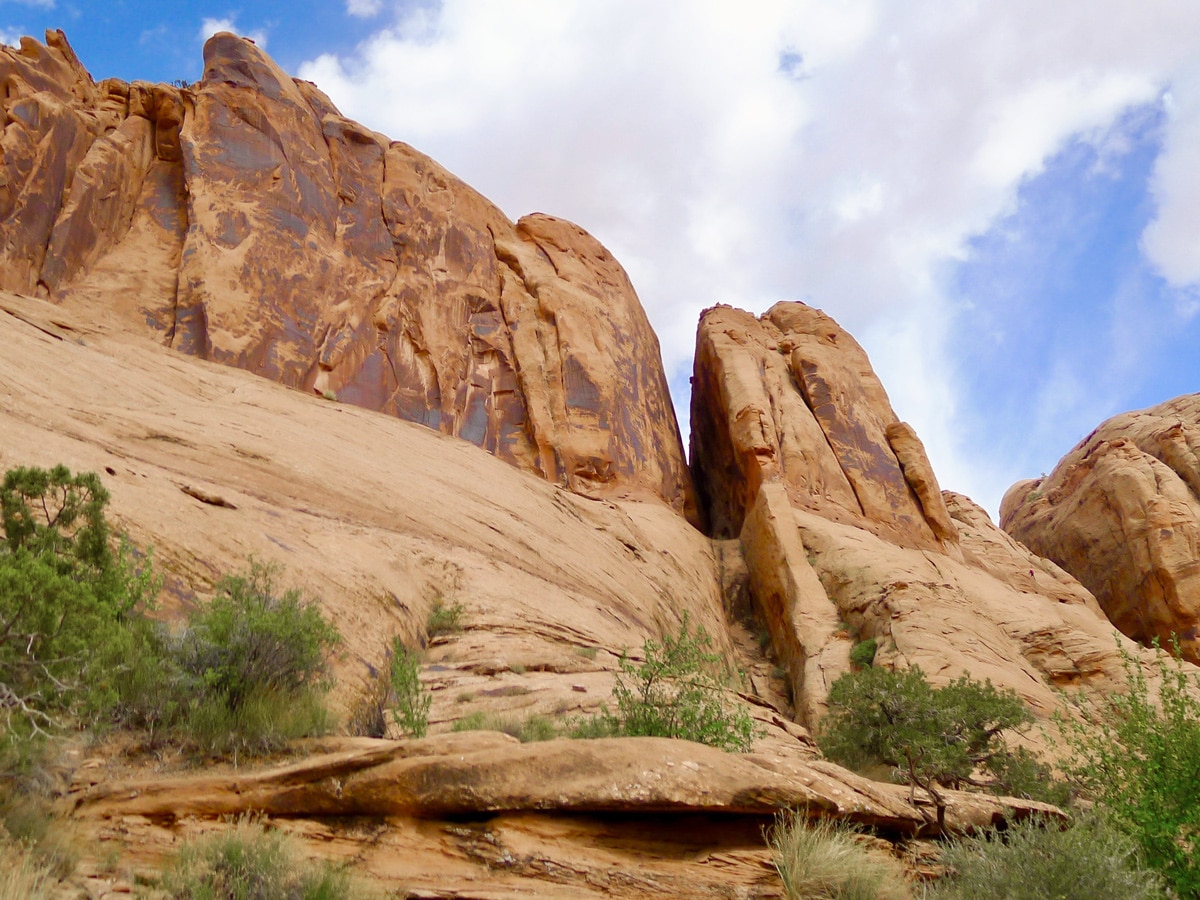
{"left": 819, "top": 666, "right": 1034, "bottom": 829}
{"left": 1058, "top": 639, "right": 1200, "bottom": 898}
{"left": 0, "top": 466, "right": 154, "bottom": 737}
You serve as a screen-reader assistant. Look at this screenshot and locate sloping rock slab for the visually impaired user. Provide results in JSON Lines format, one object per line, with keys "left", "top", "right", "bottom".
{"left": 74, "top": 733, "right": 1059, "bottom": 835}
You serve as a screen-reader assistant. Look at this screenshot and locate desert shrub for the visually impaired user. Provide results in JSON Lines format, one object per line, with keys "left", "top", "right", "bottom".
{"left": 159, "top": 816, "right": 351, "bottom": 899}
{"left": 1057, "top": 639, "right": 1200, "bottom": 898}
{"left": 849, "top": 638, "right": 877, "bottom": 669}
{"left": 0, "top": 465, "right": 155, "bottom": 734}
{"left": 575, "top": 613, "right": 757, "bottom": 752}
{"left": 769, "top": 812, "right": 909, "bottom": 900}
{"left": 426, "top": 598, "right": 464, "bottom": 637}
{"left": 390, "top": 639, "right": 429, "bottom": 738}
{"left": 165, "top": 562, "right": 339, "bottom": 756}
{"left": 452, "top": 711, "right": 557, "bottom": 742}
{"left": 177, "top": 562, "right": 339, "bottom": 712}
{"left": 819, "top": 666, "right": 1041, "bottom": 827}
{"left": 929, "top": 811, "right": 1162, "bottom": 900}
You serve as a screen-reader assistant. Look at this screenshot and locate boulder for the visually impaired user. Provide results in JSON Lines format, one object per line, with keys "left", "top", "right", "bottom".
{"left": 0, "top": 31, "right": 695, "bottom": 521}
{"left": 1001, "top": 394, "right": 1200, "bottom": 661}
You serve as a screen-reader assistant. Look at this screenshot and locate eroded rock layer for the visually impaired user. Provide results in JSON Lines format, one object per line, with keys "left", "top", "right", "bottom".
{"left": 0, "top": 31, "right": 694, "bottom": 519}
{"left": 690, "top": 302, "right": 1164, "bottom": 729}
{"left": 1001, "top": 394, "right": 1200, "bottom": 661}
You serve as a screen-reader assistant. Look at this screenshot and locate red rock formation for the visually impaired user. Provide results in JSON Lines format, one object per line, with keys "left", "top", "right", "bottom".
{"left": 690, "top": 301, "right": 1159, "bottom": 730}
{"left": 690, "top": 302, "right": 957, "bottom": 550}
{"left": 0, "top": 31, "right": 695, "bottom": 521}
{"left": 1001, "top": 394, "right": 1200, "bottom": 661}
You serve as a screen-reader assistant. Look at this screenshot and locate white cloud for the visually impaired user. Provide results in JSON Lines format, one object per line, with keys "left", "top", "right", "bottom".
{"left": 0, "top": 28, "right": 21, "bottom": 47}
{"left": 297, "top": 0, "right": 1200, "bottom": 515}
{"left": 199, "top": 16, "right": 267, "bottom": 49}
{"left": 346, "top": 0, "right": 383, "bottom": 18}
{"left": 1142, "top": 66, "right": 1200, "bottom": 291}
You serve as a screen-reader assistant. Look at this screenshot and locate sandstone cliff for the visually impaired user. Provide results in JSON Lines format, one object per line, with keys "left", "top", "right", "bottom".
{"left": 0, "top": 290, "right": 1060, "bottom": 898}
{"left": 0, "top": 30, "right": 695, "bottom": 521}
{"left": 689, "top": 303, "right": 1158, "bottom": 728}
{"left": 0, "top": 27, "right": 1182, "bottom": 899}
{"left": 1001, "top": 394, "right": 1200, "bottom": 662}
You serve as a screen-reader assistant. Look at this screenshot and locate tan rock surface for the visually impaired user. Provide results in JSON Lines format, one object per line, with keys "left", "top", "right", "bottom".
{"left": 71, "top": 733, "right": 1059, "bottom": 897}
{"left": 690, "top": 302, "right": 1165, "bottom": 731}
{"left": 1001, "top": 394, "right": 1200, "bottom": 660}
{"left": 1, "top": 30, "right": 695, "bottom": 520}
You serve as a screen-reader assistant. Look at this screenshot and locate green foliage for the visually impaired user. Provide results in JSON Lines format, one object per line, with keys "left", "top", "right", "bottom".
{"left": 1057, "top": 639, "right": 1200, "bottom": 897}
{"left": 930, "top": 811, "right": 1162, "bottom": 900}
{"left": 578, "top": 613, "right": 757, "bottom": 752}
{"left": 849, "top": 638, "right": 877, "bottom": 669}
{"left": 769, "top": 812, "right": 909, "bottom": 900}
{"left": 160, "top": 562, "right": 339, "bottom": 756}
{"left": 159, "top": 816, "right": 352, "bottom": 899}
{"left": 426, "top": 598, "right": 464, "bottom": 637}
{"left": 390, "top": 639, "right": 429, "bottom": 739}
{"left": 819, "top": 666, "right": 1035, "bottom": 826}
{"left": 452, "top": 711, "right": 557, "bottom": 742}
{"left": 0, "top": 465, "right": 155, "bottom": 735}
{"left": 178, "top": 563, "right": 339, "bottom": 713}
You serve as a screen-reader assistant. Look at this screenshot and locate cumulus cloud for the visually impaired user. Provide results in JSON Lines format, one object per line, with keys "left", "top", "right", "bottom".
{"left": 199, "top": 15, "right": 267, "bottom": 49}
{"left": 1142, "top": 65, "right": 1200, "bottom": 291}
{"left": 0, "top": 28, "right": 21, "bottom": 47}
{"left": 298, "top": 0, "right": 1200, "bottom": 512}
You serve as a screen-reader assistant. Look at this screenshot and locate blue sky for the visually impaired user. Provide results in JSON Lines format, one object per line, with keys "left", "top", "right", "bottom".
{"left": 4, "top": 1, "right": 1200, "bottom": 519}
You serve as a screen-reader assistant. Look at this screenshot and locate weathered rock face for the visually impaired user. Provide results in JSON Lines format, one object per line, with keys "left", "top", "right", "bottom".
{"left": 690, "top": 303, "right": 957, "bottom": 549}
{"left": 1001, "top": 394, "right": 1200, "bottom": 661}
{"left": 0, "top": 31, "right": 695, "bottom": 521}
{"left": 690, "top": 302, "right": 1163, "bottom": 729}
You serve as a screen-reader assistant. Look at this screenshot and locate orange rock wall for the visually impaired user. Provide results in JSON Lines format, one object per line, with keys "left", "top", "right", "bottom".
{"left": 0, "top": 31, "right": 695, "bottom": 520}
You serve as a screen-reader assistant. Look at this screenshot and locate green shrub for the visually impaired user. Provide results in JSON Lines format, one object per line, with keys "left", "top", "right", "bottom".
{"left": 390, "top": 639, "right": 429, "bottom": 739}
{"left": 0, "top": 465, "right": 155, "bottom": 733}
{"left": 177, "top": 562, "right": 339, "bottom": 712}
{"left": 426, "top": 598, "right": 464, "bottom": 637}
{"left": 159, "top": 816, "right": 351, "bottom": 899}
{"left": 849, "top": 638, "right": 877, "bottom": 669}
{"left": 576, "top": 613, "right": 757, "bottom": 752}
{"left": 930, "top": 811, "right": 1162, "bottom": 900}
{"left": 819, "top": 666, "right": 1039, "bottom": 828}
{"left": 769, "top": 812, "right": 909, "bottom": 900}
{"left": 164, "top": 562, "right": 340, "bottom": 756}
{"left": 1057, "top": 639, "right": 1200, "bottom": 897}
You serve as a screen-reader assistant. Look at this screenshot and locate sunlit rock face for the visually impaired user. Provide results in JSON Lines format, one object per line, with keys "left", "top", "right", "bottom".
{"left": 689, "top": 301, "right": 1158, "bottom": 730}
{"left": 1002, "top": 393, "right": 1200, "bottom": 662}
{"left": 0, "top": 30, "right": 695, "bottom": 521}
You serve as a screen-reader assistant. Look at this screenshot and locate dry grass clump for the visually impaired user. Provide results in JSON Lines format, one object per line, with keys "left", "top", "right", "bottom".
{"left": 769, "top": 813, "right": 909, "bottom": 900}
{"left": 0, "top": 841, "right": 53, "bottom": 900}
